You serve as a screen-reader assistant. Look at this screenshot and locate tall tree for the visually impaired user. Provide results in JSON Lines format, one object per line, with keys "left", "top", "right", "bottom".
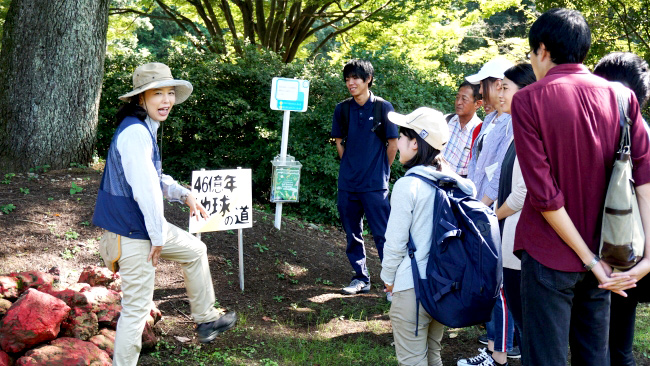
{"left": 0, "top": 0, "right": 110, "bottom": 172}
{"left": 536, "top": 0, "right": 649, "bottom": 64}
{"left": 111, "top": 0, "right": 396, "bottom": 63}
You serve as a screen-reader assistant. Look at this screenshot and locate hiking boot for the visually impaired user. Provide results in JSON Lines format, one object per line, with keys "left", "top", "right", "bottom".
{"left": 507, "top": 346, "right": 521, "bottom": 359}
{"left": 196, "top": 312, "right": 237, "bottom": 343}
{"left": 478, "top": 332, "right": 488, "bottom": 345}
{"left": 457, "top": 348, "right": 495, "bottom": 366}
{"left": 341, "top": 279, "right": 370, "bottom": 295}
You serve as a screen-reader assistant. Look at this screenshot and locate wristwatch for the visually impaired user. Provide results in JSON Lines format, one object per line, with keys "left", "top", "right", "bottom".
{"left": 584, "top": 256, "right": 600, "bottom": 271}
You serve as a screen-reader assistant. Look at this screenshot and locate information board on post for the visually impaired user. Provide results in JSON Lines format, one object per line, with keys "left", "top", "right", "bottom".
{"left": 270, "top": 77, "right": 310, "bottom": 112}
{"left": 188, "top": 169, "right": 253, "bottom": 233}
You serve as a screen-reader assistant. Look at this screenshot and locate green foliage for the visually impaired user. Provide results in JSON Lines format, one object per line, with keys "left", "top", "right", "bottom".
{"left": 70, "top": 182, "right": 83, "bottom": 195}
{"left": 0, "top": 203, "right": 15, "bottom": 214}
{"left": 536, "top": 0, "right": 650, "bottom": 65}
{"left": 98, "top": 46, "right": 460, "bottom": 224}
{"left": 19, "top": 187, "right": 29, "bottom": 195}
{"left": 64, "top": 230, "right": 80, "bottom": 240}
{"left": 29, "top": 165, "right": 50, "bottom": 173}
{"left": 1, "top": 173, "right": 14, "bottom": 184}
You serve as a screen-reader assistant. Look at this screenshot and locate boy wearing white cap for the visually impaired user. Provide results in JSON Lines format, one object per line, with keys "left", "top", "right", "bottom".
{"left": 93, "top": 63, "right": 237, "bottom": 366}
{"left": 381, "top": 107, "right": 476, "bottom": 366}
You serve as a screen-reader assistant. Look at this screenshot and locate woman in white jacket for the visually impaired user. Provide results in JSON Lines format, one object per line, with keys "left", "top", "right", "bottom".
{"left": 381, "top": 107, "right": 476, "bottom": 366}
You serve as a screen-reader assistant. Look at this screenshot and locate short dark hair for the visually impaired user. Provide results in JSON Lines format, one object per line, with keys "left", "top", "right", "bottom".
{"left": 594, "top": 52, "right": 650, "bottom": 109}
{"left": 115, "top": 96, "right": 147, "bottom": 126}
{"left": 400, "top": 127, "right": 445, "bottom": 171}
{"left": 529, "top": 8, "right": 591, "bottom": 64}
{"left": 343, "top": 59, "right": 374, "bottom": 88}
{"left": 503, "top": 63, "right": 537, "bottom": 90}
{"left": 459, "top": 81, "right": 481, "bottom": 101}
{"left": 480, "top": 77, "right": 500, "bottom": 105}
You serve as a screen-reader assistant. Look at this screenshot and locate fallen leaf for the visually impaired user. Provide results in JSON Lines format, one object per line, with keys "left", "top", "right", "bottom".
{"left": 262, "top": 316, "right": 273, "bottom": 322}
{"left": 174, "top": 336, "right": 191, "bottom": 343}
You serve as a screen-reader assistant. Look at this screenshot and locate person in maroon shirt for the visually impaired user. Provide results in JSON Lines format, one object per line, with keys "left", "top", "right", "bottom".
{"left": 511, "top": 8, "right": 650, "bottom": 366}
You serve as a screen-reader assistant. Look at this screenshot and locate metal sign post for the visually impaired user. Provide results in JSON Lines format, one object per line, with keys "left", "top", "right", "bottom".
{"left": 269, "top": 77, "right": 309, "bottom": 230}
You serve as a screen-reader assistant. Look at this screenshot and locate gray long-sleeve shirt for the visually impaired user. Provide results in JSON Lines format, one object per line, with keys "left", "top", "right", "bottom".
{"left": 381, "top": 165, "right": 476, "bottom": 293}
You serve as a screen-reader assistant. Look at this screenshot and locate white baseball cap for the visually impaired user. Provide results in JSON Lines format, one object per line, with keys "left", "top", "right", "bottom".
{"left": 465, "top": 57, "right": 514, "bottom": 84}
{"left": 387, "top": 107, "right": 449, "bottom": 150}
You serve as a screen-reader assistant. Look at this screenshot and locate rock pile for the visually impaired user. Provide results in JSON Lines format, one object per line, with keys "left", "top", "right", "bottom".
{"left": 0, "top": 266, "right": 161, "bottom": 365}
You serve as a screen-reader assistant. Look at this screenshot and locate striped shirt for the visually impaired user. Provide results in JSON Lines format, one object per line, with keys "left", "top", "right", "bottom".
{"left": 442, "top": 114, "right": 481, "bottom": 176}
{"left": 467, "top": 111, "right": 513, "bottom": 201}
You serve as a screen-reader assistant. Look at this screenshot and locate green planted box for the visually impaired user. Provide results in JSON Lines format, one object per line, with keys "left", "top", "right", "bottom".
{"left": 270, "top": 155, "right": 302, "bottom": 203}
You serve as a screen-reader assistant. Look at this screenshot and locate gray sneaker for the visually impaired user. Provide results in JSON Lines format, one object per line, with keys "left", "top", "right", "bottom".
{"left": 196, "top": 312, "right": 237, "bottom": 343}
{"left": 507, "top": 346, "right": 521, "bottom": 359}
{"left": 341, "top": 279, "right": 370, "bottom": 294}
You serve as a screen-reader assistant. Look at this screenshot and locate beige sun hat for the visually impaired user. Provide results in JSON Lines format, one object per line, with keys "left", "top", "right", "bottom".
{"left": 118, "top": 62, "right": 193, "bottom": 104}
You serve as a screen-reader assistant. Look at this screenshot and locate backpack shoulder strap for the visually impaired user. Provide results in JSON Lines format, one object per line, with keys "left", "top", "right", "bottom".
{"left": 372, "top": 96, "right": 387, "bottom": 144}
{"left": 445, "top": 113, "right": 456, "bottom": 123}
{"left": 611, "top": 82, "right": 631, "bottom": 152}
{"left": 339, "top": 98, "right": 353, "bottom": 146}
{"left": 404, "top": 172, "right": 450, "bottom": 337}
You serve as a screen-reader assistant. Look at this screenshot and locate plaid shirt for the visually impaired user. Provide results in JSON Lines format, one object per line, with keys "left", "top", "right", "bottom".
{"left": 442, "top": 114, "right": 481, "bottom": 176}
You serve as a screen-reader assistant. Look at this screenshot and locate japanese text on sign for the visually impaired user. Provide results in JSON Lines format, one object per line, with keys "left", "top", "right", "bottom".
{"left": 189, "top": 169, "right": 253, "bottom": 233}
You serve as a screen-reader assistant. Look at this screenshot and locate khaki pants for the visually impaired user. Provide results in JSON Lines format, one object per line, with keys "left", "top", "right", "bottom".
{"left": 100, "top": 224, "right": 221, "bottom": 366}
{"left": 390, "top": 288, "right": 444, "bottom": 366}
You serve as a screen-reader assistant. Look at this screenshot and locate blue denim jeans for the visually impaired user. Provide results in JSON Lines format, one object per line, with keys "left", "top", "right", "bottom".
{"left": 337, "top": 189, "right": 390, "bottom": 283}
{"left": 608, "top": 274, "right": 649, "bottom": 365}
{"left": 486, "top": 287, "right": 514, "bottom": 353}
{"left": 520, "top": 252, "right": 610, "bottom": 366}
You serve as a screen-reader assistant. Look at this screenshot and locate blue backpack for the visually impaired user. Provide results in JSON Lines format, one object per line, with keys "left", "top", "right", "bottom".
{"left": 407, "top": 174, "right": 502, "bottom": 333}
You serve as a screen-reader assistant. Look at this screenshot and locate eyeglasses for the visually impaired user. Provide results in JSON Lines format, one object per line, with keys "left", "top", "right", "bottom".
{"left": 526, "top": 49, "right": 535, "bottom": 60}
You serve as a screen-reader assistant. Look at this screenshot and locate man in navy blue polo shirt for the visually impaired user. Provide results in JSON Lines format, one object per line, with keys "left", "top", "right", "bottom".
{"left": 331, "top": 59, "right": 399, "bottom": 297}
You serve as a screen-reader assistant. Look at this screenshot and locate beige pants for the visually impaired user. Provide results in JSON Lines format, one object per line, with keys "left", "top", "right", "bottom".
{"left": 100, "top": 224, "right": 221, "bottom": 366}
{"left": 390, "top": 288, "right": 444, "bottom": 366}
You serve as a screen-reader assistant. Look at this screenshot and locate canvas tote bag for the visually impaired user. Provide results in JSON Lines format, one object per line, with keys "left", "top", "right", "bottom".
{"left": 599, "top": 83, "right": 645, "bottom": 270}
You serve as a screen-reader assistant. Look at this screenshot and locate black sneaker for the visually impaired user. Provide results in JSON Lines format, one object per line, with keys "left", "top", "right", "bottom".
{"left": 478, "top": 332, "right": 488, "bottom": 345}
{"left": 507, "top": 346, "right": 521, "bottom": 359}
{"left": 196, "top": 312, "right": 237, "bottom": 343}
{"left": 341, "top": 279, "right": 370, "bottom": 295}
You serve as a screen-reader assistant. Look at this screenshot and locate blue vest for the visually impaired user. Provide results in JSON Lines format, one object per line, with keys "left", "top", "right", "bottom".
{"left": 92, "top": 117, "right": 162, "bottom": 239}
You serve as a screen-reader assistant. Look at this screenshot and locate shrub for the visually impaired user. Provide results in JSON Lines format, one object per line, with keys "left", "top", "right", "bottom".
{"left": 98, "top": 47, "right": 454, "bottom": 224}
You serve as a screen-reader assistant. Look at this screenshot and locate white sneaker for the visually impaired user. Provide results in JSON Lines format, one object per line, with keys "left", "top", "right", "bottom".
{"left": 457, "top": 348, "right": 495, "bottom": 366}
{"left": 341, "top": 279, "right": 370, "bottom": 294}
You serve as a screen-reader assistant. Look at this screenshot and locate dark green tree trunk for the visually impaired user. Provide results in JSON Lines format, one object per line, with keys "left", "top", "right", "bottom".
{"left": 0, "top": 0, "right": 110, "bottom": 172}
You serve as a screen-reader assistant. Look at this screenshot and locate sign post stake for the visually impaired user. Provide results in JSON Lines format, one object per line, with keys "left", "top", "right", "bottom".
{"left": 237, "top": 167, "right": 245, "bottom": 291}
{"left": 274, "top": 110, "right": 291, "bottom": 229}
{"left": 269, "top": 77, "right": 309, "bottom": 230}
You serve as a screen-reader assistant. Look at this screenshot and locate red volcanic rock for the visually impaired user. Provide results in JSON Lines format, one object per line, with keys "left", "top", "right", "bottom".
{"left": 147, "top": 304, "right": 162, "bottom": 326}
{"left": 61, "top": 307, "right": 99, "bottom": 341}
{"left": 86, "top": 287, "right": 121, "bottom": 327}
{"left": 0, "top": 299, "right": 11, "bottom": 316}
{"left": 0, "top": 289, "right": 70, "bottom": 353}
{"left": 141, "top": 322, "right": 157, "bottom": 349}
{"left": 68, "top": 283, "right": 92, "bottom": 292}
{"left": 15, "top": 337, "right": 111, "bottom": 366}
{"left": 11, "top": 271, "right": 56, "bottom": 292}
{"left": 0, "top": 350, "right": 12, "bottom": 366}
{"left": 36, "top": 285, "right": 91, "bottom": 312}
{"left": 0, "top": 277, "right": 20, "bottom": 300}
{"left": 89, "top": 328, "right": 115, "bottom": 357}
{"left": 78, "top": 267, "right": 121, "bottom": 292}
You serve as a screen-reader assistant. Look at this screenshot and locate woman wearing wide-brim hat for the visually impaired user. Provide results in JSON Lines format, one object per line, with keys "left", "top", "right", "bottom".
{"left": 92, "top": 62, "right": 237, "bottom": 366}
